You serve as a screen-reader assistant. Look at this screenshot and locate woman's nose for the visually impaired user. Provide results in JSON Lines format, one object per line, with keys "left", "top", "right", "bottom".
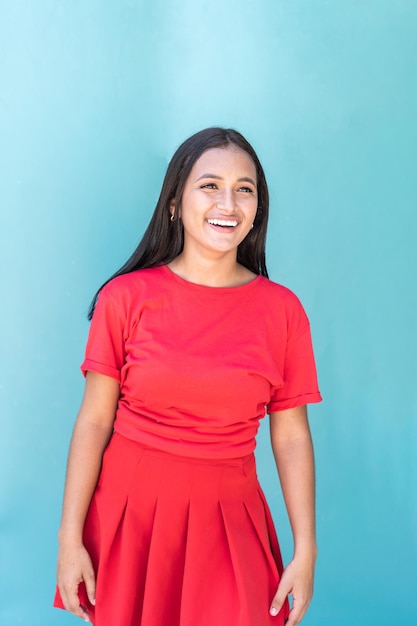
{"left": 216, "top": 189, "right": 235, "bottom": 211}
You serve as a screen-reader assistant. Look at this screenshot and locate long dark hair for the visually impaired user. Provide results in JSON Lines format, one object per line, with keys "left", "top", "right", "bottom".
{"left": 88, "top": 127, "right": 270, "bottom": 319}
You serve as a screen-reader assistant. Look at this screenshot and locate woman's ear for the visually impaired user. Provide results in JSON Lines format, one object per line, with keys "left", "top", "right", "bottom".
{"left": 169, "top": 199, "right": 176, "bottom": 219}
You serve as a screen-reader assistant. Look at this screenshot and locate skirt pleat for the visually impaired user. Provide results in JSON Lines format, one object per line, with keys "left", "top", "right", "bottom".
{"left": 54, "top": 432, "right": 290, "bottom": 626}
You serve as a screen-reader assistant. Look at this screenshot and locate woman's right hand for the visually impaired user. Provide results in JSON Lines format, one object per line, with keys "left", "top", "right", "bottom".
{"left": 57, "top": 542, "right": 96, "bottom": 622}
{"left": 56, "top": 373, "right": 120, "bottom": 620}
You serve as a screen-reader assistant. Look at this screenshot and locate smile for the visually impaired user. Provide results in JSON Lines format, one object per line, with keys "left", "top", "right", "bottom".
{"left": 207, "top": 218, "right": 239, "bottom": 228}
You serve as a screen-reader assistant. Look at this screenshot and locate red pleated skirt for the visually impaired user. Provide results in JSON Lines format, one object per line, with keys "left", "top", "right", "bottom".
{"left": 54, "top": 432, "right": 290, "bottom": 626}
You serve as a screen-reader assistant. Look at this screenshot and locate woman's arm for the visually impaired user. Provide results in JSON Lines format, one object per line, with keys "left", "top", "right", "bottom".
{"left": 268, "top": 405, "right": 317, "bottom": 626}
{"left": 56, "top": 371, "right": 120, "bottom": 622}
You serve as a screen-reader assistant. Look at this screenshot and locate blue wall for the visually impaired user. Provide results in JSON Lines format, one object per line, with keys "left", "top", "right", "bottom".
{"left": 1, "top": 1, "right": 416, "bottom": 624}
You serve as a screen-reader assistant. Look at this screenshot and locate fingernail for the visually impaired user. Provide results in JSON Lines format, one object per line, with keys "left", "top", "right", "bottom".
{"left": 270, "top": 607, "right": 278, "bottom": 616}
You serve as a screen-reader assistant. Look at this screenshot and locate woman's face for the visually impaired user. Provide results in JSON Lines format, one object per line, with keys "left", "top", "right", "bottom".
{"left": 174, "top": 146, "right": 258, "bottom": 260}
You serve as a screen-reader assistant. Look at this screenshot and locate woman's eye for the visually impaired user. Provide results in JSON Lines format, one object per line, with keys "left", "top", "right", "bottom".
{"left": 238, "top": 186, "right": 254, "bottom": 193}
{"left": 200, "top": 183, "right": 217, "bottom": 189}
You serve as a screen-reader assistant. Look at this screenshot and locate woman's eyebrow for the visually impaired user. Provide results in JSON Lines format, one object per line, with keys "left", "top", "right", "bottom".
{"left": 196, "top": 173, "right": 222, "bottom": 181}
{"left": 196, "top": 173, "right": 256, "bottom": 186}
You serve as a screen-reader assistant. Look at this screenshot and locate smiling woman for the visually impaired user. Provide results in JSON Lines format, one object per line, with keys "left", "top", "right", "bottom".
{"left": 169, "top": 146, "right": 259, "bottom": 284}
{"left": 54, "top": 128, "right": 322, "bottom": 626}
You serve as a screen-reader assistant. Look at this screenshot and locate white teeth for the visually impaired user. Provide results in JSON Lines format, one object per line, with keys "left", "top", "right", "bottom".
{"left": 208, "top": 219, "right": 238, "bottom": 227}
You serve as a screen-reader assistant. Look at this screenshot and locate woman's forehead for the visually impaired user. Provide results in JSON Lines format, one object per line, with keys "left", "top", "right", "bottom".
{"left": 189, "top": 146, "right": 257, "bottom": 179}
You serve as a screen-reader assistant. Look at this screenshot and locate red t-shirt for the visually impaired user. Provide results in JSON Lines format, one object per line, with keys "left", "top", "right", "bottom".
{"left": 81, "top": 265, "right": 322, "bottom": 458}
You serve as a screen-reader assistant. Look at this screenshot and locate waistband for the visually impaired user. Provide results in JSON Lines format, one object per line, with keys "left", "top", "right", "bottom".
{"left": 112, "top": 431, "right": 255, "bottom": 468}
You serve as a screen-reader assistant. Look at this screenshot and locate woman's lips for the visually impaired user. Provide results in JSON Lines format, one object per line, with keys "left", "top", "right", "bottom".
{"left": 207, "top": 218, "right": 239, "bottom": 229}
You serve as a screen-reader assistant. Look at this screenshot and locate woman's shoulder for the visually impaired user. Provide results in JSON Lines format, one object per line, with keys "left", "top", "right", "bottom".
{"left": 258, "top": 275, "right": 304, "bottom": 306}
{"left": 102, "top": 266, "right": 164, "bottom": 294}
{"left": 257, "top": 276, "right": 311, "bottom": 332}
{"left": 96, "top": 267, "right": 166, "bottom": 310}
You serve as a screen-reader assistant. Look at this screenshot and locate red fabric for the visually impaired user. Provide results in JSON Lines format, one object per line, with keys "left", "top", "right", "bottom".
{"left": 54, "top": 433, "right": 291, "bottom": 626}
{"left": 81, "top": 265, "right": 321, "bottom": 458}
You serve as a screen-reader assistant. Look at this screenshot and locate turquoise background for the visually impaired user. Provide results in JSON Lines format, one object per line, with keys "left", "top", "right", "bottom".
{"left": 1, "top": 1, "right": 416, "bottom": 624}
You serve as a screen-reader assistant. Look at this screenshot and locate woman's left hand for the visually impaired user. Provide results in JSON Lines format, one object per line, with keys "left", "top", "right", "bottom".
{"left": 269, "top": 552, "right": 316, "bottom": 625}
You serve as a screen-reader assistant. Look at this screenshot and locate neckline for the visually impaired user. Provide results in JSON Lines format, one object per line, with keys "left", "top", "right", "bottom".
{"left": 160, "top": 264, "right": 263, "bottom": 293}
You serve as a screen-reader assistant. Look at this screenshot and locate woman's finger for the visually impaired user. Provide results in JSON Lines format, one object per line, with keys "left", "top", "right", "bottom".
{"left": 60, "top": 582, "right": 90, "bottom": 622}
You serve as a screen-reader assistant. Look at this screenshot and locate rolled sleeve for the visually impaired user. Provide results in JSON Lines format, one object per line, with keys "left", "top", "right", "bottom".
{"left": 267, "top": 325, "right": 322, "bottom": 413}
{"left": 80, "top": 285, "right": 126, "bottom": 382}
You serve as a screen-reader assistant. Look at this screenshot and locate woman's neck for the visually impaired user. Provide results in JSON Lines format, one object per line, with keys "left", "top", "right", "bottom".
{"left": 168, "top": 253, "right": 255, "bottom": 288}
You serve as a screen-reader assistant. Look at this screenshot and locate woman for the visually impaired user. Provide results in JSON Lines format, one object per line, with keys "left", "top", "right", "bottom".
{"left": 54, "top": 127, "right": 322, "bottom": 626}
